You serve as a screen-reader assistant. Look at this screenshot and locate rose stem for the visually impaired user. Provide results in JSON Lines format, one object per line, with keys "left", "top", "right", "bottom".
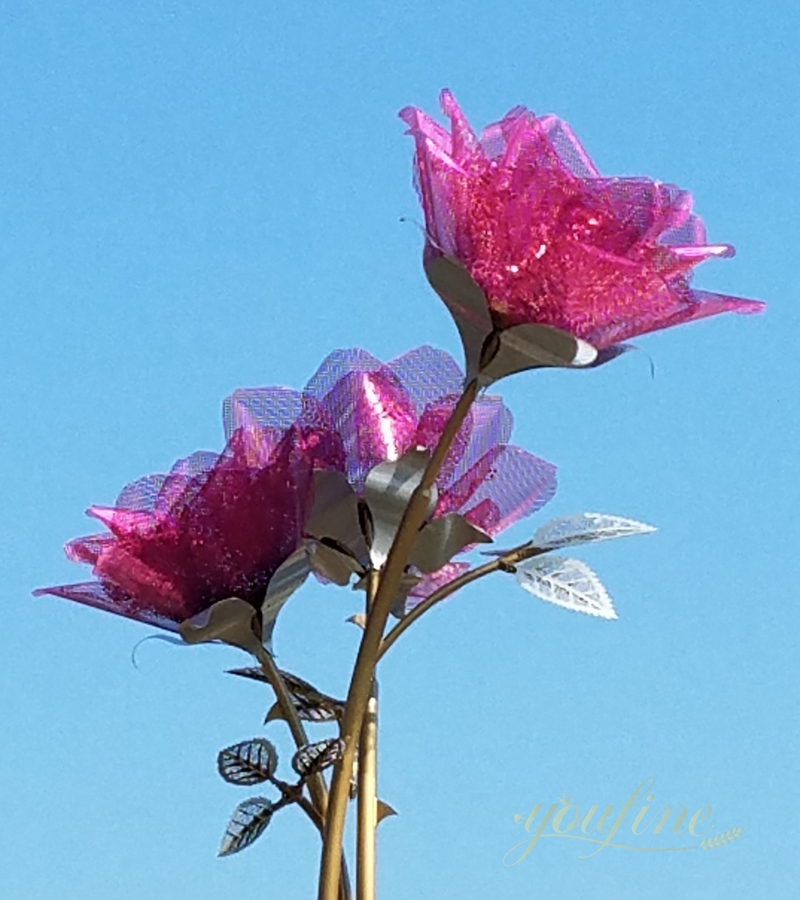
{"left": 318, "top": 379, "right": 478, "bottom": 900}
{"left": 253, "top": 643, "right": 352, "bottom": 900}
{"left": 356, "top": 571, "right": 380, "bottom": 900}
{"left": 378, "top": 544, "right": 547, "bottom": 660}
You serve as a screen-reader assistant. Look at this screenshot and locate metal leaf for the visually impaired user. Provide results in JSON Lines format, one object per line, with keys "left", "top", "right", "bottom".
{"left": 409, "top": 513, "right": 492, "bottom": 573}
{"left": 291, "top": 738, "right": 345, "bottom": 779}
{"left": 478, "top": 323, "right": 597, "bottom": 386}
{"left": 217, "top": 739, "right": 278, "bottom": 785}
{"left": 363, "top": 449, "right": 437, "bottom": 568}
{"left": 178, "top": 597, "right": 261, "bottom": 653}
{"left": 516, "top": 556, "right": 617, "bottom": 620}
{"left": 279, "top": 671, "right": 344, "bottom": 723}
{"left": 226, "top": 667, "right": 345, "bottom": 723}
{"left": 306, "top": 469, "right": 369, "bottom": 563}
{"left": 423, "top": 254, "right": 494, "bottom": 382}
{"left": 218, "top": 797, "right": 274, "bottom": 857}
{"left": 532, "top": 513, "right": 656, "bottom": 551}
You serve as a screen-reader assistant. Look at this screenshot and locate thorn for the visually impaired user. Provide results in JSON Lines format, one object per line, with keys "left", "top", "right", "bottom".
{"left": 264, "top": 702, "right": 286, "bottom": 724}
{"left": 347, "top": 613, "right": 367, "bottom": 630}
{"left": 377, "top": 800, "right": 398, "bottom": 822}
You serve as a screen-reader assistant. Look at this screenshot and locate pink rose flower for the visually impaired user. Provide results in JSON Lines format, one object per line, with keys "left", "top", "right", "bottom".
{"left": 228, "top": 345, "right": 556, "bottom": 540}
{"left": 401, "top": 90, "right": 764, "bottom": 352}
{"left": 228, "top": 346, "right": 557, "bottom": 611}
{"left": 34, "top": 424, "right": 338, "bottom": 629}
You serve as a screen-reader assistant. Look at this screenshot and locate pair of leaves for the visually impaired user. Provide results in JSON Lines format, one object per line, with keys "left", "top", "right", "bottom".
{"left": 511, "top": 513, "right": 655, "bottom": 621}
{"left": 217, "top": 739, "right": 280, "bottom": 859}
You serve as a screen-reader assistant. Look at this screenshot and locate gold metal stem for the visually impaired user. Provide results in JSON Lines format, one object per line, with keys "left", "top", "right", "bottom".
{"left": 356, "top": 570, "right": 380, "bottom": 900}
{"left": 356, "top": 684, "right": 378, "bottom": 900}
{"left": 378, "top": 543, "right": 547, "bottom": 660}
{"left": 253, "top": 644, "right": 329, "bottom": 812}
{"left": 318, "top": 380, "right": 478, "bottom": 900}
{"left": 254, "top": 644, "right": 352, "bottom": 900}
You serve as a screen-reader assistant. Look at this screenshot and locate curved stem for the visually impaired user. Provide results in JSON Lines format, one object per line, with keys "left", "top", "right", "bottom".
{"left": 318, "top": 380, "right": 478, "bottom": 900}
{"left": 254, "top": 645, "right": 353, "bottom": 900}
{"left": 379, "top": 560, "right": 501, "bottom": 660}
{"left": 379, "top": 544, "right": 549, "bottom": 660}
{"left": 253, "top": 644, "right": 329, "bottom": 813}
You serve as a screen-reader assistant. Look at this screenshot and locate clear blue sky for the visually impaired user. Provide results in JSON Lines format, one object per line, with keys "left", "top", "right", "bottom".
{"left": 1, "top": 2, "right": 797, "bottom": 898}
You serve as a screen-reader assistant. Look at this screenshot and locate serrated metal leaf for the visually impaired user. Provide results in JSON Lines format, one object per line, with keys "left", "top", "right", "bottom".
{"left": 218, "top": 797, "right": 274, "bottom": 857}
{"left": 532, "top": 513, "right": 656, "bottom": 551}
{"left": 291, "top": 738, "right": 345, "bottom": 779}
{"left": 217, "top": 738, "right": 278, "bottom": 785}
{"left": 227, "top": 667, "right": 345, "bottom": 723}
{"left": 516, "top": 556, "right": 617, "bottom": 620}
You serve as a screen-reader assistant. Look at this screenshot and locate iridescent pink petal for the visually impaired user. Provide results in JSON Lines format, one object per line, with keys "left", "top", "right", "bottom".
{"left": 305, "top": 351, "right": 418, "bottom": 492}
{"left": 401, "top": 91, "right": 764, "bottom": 350}
{"left": 414, "top": 394, "right": 513, "bottom": 491}
{"left": 387, "top": 345, "right": 464, "bottom": 412}
{"left": 32, "top": 580, "right": 179, "bottom": 630}
{"left": 457, "top": 445, "right": 557, "bottom": 536}
{"left": 222, "top": 347, "right": 558, "bottom": 606}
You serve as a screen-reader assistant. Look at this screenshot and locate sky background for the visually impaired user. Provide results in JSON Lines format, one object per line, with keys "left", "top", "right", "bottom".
{"left": 1, "top": 1, "right": 797, "bottom": 898}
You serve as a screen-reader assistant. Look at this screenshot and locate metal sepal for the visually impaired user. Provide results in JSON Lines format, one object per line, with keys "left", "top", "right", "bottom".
{"left": 306, "top": 469, "right": 369, "bottom": 565}
{"left": 363, "top": 449, "right": 437, "bottom": 569}
{"left": 409, "top": 513, "right": 492, "bottom": 573}
{"left": 423, "top": 253, "right": 494, "bottom": 382}
{"left": 307, "top": 540, "right": 363, "bottom": 586}
{"left": 389, "top": 573, "right": 423, "bottom": 619}
{"left": 178, "top": 596, "right": 262, "bottom": 654}
{"left": 260, "top": 547, "right": 311, "bottom": 648}
{"left": 477, "top": 323, "right": 597, "bottom": 386}
{"left": 423, "top": 252, "right": 600, "bottom": 385}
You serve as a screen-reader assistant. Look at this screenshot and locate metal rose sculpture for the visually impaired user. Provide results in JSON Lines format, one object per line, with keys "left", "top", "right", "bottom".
{"left": 35, "top": 90, "right": 764, "bottom": 900}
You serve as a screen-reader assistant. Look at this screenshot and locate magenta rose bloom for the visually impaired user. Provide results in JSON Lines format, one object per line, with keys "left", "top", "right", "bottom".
{"left": 34, "top": 424, "right": 339, "bottom": 629}
{"left": 400, "top": 90, "right": 764, "bottom": 350}
{"left": 227, "top": 345, "right": 557, "bottom": 609}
